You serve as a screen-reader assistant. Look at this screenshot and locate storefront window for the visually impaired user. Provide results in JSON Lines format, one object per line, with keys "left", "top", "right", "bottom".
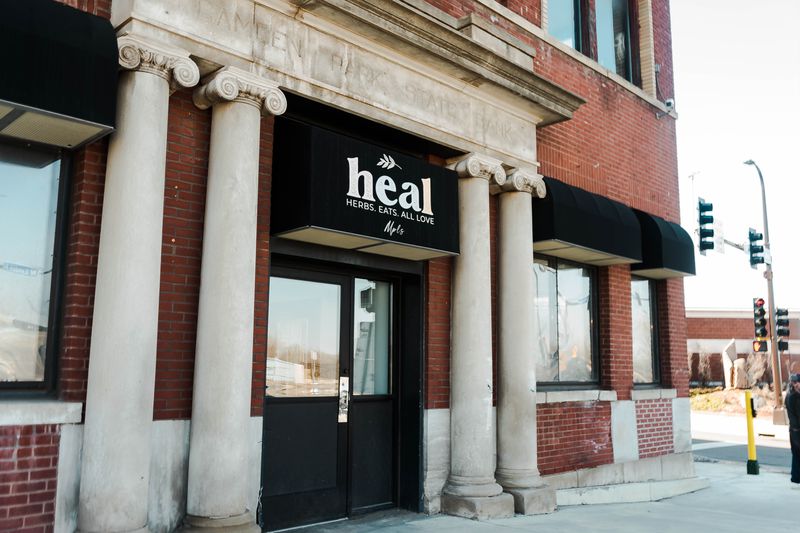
{"left": 596, "top": 0, "right": 631, "bottom": 80}
{"left": 631, "top": 277, "right": 659, "bottom": 384}
{"left": 534, "top": 256, "right": 597, "bottom": 383}
{"left": 0, "top": 144, "right": 61, "bottom": 386}
{"left": 353, "top": 278, "right": 391, "bottom": 396}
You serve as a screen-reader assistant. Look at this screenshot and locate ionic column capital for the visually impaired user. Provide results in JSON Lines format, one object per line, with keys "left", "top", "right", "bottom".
{"left": 449, "top": 153, "right": 506, "bottom": 190}
{"left": 193, "top": 66, "right": 288, "bottom": 116}
{"left": 118, "top": 34, "right": 200, "bottom": 90}
{"left": 500, "top": 167, "right": 546, "bottom": 198}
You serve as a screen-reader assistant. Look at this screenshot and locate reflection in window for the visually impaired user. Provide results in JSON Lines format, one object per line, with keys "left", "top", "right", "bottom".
{"left": 266, "top": 277, "right": 341, "bottom": 397}
{"left": 631, "top": 278, "right": 658, "bottom": 384}
{"left": 549, "top": 0, "right": 580, "bottom": 49}
{"left": 596, "top": 0, "right": 631, "bottom": 79}
{"left": 534, "top": 257, "right": 596, "bottom": 383}
{"left": 353, "top": 279, "right": 391, "bottom": 396}
{"left": 0, "top": 148, "right": 60, "bottom": 383}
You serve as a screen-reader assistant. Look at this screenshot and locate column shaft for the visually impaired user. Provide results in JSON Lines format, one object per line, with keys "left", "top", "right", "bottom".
{"left": 185, "top": 100, "right": 261, "bottom": 524}
{"left": 182, "top": 66, "right": 285, "bottom": 533}
{"left": 495, "top": 179, "right": 555, "bottom": 514}
{"left": 448, "top": 176, "right": 497, "bottom": 491}
{"left": 442, "top": 154, "right": 514, "bottom": 519}
{"left": 78, "top": 69, "right": 169, "bottom": 533}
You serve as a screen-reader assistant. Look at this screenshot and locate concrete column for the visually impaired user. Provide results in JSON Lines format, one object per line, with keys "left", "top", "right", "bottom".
{"left": 495, "top": 169, "right": 556, "bottom": 514}
{"left": 181, "top": 67, "right": 287, "bottom": 533}
{"left": 442, "top": 153, "right": 515, "bottom": 519}
{"left": 78, "top": 36, "right": 199, "bottom": 533}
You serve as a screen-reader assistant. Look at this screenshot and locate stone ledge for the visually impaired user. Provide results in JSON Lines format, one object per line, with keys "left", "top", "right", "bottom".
{"left": 630, "top": 388, "right": 678, "bottom": 401}
{"left": 536, "top": 390, "right": 618, "bottom": 404}
{"left": 0, "top": 400, "right": 82, "bottom": 426}
{"left": 556, "top": 476, "right": 709, "bottom": 506}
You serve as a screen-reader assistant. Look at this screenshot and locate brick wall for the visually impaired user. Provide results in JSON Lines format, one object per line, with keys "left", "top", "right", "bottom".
{"left": 154, "top": 89, "right": 211, "bottom": 420}
{"left": 537, "top": 401, "right": 613, "bottom": 475}
{"left": 252, "top": 116, "right": 275, "bottom": 417}
{"left": 687, "top": 316, "right": 800, "bottom": 341}
{"left": 635, "top": 399, "right": 673, "bottom": 458}
{"left": 0, "top": 425, "right": 59, "bottom": 533}
{"left": 57, "top": 0, "right": 111, "bottom": 19}
{"left": 599, "top": 265, "right": 633, "bottom": 400}
{"left": 499, "top": 0, "right": 542, "bottom": 25}
{"left": 658, "top": 279, "right": 689, "bottom": 396}
{"left": 58, "top": 142, "right": 106, "bottom": 404}
{"left": 425, "top": 258, "right": 452, "bottom": 409}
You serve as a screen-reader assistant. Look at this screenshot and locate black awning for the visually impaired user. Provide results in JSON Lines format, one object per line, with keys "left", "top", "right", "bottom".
{"left": 632, "top": 210, "right": 696, "bottom": 279}
{"left": 270, "top": 118, "right": 459, "bottom": 261}
{"left": 0, "top": 0, "right": 117, "bottom": 148}
{"left": 532, "top": 177, "right": 642, "bottom": 265}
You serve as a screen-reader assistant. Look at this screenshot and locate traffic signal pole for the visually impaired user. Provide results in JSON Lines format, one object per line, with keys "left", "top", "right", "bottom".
{"left": 744, "top": 160, "right": 786, "bottom": 424}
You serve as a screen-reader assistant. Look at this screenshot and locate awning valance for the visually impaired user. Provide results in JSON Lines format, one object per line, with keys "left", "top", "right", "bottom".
{"left": 532, "top": 178, "right": 642, "bottom": 266}
{"left": 632, "top": 210, "right": 696, "bottom": 279}
{"left": 0, "top": 0, "right": 117, "bottom": 149}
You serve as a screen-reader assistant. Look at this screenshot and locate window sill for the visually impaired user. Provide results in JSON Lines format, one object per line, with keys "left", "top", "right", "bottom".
{"left": 0, "top": 400, "right": 82, "bottom": 426}
{"left": 630, "top": 388, "right": 677, "bottom": 401}
{"left": 536, "top": 389, "right": 617, "bottom": 404}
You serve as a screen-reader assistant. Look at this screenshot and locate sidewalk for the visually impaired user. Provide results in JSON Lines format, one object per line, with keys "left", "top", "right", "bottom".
{"left": 307, "top": 411, "right": 796, "bottom": 532}
{"left": 691, "top": 410, "right": 790, "bottom": 443}
{"left": 312, "top": 461, "right": 796, "bottom": 532}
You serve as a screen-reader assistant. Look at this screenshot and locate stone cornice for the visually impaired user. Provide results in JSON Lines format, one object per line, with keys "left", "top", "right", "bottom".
{"left": 118, "top": 34, "right": 200, "bottom": 90}
{"left": 193, "top": 66, "right": 288, "bottom": 116}
{"left": 296, "top": 0, "right": 585, "bottom": 125}
{"left": 501, "top": 167, "right": 546, "bottom": 197}
{"left": 449, "top": 153, "right": 506, "bottom": 189}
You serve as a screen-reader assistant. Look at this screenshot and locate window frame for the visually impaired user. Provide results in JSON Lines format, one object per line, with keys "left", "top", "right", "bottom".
{"left": 0, "top": 139, "right": 71, "bottom": 397}
{"left": 595, "top": 0, "right": 633, "bottom": 81}
{"left": 534, "top": 254, "right": 601, "bottom": 389}
{"left": 630, "top": 276, "right": 660, "bottom": 387}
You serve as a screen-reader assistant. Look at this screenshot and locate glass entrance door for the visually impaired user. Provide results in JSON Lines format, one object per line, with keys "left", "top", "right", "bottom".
{"left": 261, "top": 269, "right": 396, "bottom": 531}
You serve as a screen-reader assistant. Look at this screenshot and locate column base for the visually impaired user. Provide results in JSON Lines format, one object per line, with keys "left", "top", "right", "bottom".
{"left": 503, "top": 485, "right": 556, "bottom": 515}
{"left": 441, "top": 492, "right": 514, "bottom": 520}
{"left": 179, "top": 512, "right": 260, "bottom": 532}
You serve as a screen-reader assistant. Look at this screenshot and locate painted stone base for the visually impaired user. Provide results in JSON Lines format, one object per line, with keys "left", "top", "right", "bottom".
{"left": 556, "top": 476, "right": 710, "bottom": 506}
{"left": 179, "top": 512, "right": 260, "bottom": 532}
{"left": 504, "top": 485, "right": 556, "bottom": 515}
{"left": 441, "top": 492, "right": 515, "bottom": 520}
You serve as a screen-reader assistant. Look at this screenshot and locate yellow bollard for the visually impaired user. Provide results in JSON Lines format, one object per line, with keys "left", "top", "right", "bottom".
{"left": 745, "top": 389, "right": 759, "bottom": 475}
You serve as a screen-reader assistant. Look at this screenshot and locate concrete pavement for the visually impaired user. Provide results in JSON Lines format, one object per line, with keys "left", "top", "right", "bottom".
{"left": 302, "top": 411, "right": 797, "bottom": 532}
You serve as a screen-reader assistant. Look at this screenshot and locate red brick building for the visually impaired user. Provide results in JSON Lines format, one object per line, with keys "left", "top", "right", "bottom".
{"left": 687, "top": 309, "right": 800, "bottom": 385}
{"left": 1, "top": 1, "right": 701, "bottom": 531}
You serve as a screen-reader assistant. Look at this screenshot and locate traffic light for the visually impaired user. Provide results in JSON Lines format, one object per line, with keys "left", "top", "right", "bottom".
{"left": 776, "top": 308, "right": 790, "bottom": 351}
{"left": 697, "top": 198, "right": 714, "bottom": 254}
{"left": 748, "top": 228, "right": 765, "bottom": 268}
{"left": 753, "top": 298, "right": 768, "bottom": 339}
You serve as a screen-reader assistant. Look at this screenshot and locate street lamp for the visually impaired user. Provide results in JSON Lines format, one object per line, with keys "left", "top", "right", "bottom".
{"left": 743, "top": 159, "right": 786, "bottom": 425}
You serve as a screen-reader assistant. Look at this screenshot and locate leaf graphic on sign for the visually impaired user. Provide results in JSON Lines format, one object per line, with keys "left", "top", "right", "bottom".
{"left": 377, "top": 154, "right": 402, "bottom": 170}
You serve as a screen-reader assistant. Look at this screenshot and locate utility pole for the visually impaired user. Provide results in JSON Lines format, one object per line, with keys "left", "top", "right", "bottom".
{"left": 744, "top": 160, "right": 786, "bottom": 425}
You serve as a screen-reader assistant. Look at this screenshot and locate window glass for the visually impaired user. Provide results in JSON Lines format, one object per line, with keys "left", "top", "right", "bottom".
{"left": 534, "top": 259, "right": 558, "bottom": 381}
{"left": 0, "top": 150, "right": 60, "bottom": 383}
{"left": 631, "top": 278, "right": 657, "bottom": 384}
{"left": 266, "top": 277, "right": 341, "bottom": 397}
{"left": 557, "top": 262, "right": 593, "bottom": 381}
{"left": 549, "top": 0, "right": 579, "bottom": 49}
{"left": 534, "top": 257, "right": 596, "bottom": 383}
{"left": 353, "top": 278, "right": 391, "bottom": 395}
{"left": 596, "top": 0, "right": 631, "bottom": 79}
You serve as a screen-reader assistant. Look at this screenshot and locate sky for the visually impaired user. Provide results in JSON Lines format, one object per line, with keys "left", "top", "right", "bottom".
{"left": 671, "top": 0, "right": 800, "bottom": 311}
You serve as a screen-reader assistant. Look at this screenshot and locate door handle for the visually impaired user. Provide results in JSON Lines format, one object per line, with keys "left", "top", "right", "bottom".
{"left": 338, "top": 376, "right": 349, "bottom": 423}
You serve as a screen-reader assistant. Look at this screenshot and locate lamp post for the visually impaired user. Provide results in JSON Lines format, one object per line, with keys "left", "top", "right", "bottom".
{"left": 743, "top": 159, "right": 786, "bottom": 425}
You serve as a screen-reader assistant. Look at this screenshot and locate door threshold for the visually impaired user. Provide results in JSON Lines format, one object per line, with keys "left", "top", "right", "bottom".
{"left": 271, "top": 517, "right": 348, "bottom": 532}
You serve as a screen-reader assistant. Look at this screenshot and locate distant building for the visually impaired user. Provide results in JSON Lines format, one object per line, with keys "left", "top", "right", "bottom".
{"left": 687, "top": 309, "right": 800, "bottom": 386}
{"left": 1, "top": 1, "right": 699, "bottom": 531}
